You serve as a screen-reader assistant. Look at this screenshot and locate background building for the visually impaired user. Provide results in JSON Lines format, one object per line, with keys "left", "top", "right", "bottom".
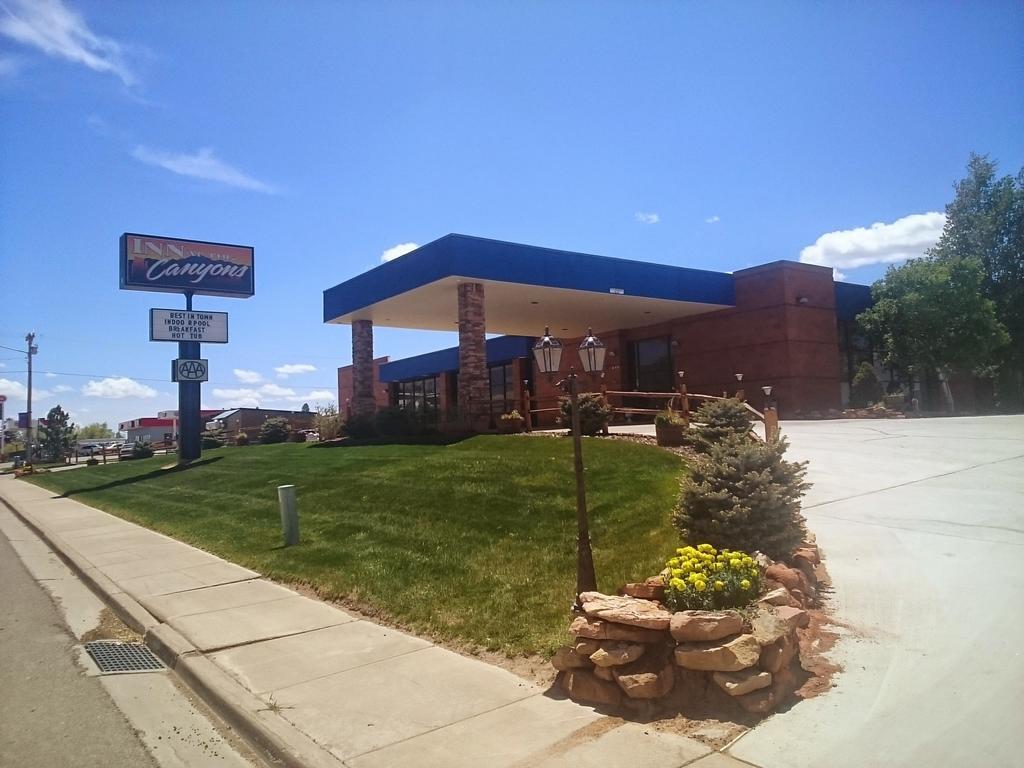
{"left": 205, "top": 408, "right": 316, "bottom": 440}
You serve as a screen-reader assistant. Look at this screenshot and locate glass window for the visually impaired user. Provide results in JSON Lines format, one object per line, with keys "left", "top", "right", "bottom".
{"left": 488, "top": 362, "right": 517, "bottom": 416}
{"left": 395, "top": 376, "right": 438, "bottom": 412}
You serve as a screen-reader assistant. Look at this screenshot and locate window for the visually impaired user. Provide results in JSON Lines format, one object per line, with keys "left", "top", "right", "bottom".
{"left": 394, "top": 376, "right": 439, "bottom": 412}
{"left": 488, "top": 362, "right": 517, "bottom": 415}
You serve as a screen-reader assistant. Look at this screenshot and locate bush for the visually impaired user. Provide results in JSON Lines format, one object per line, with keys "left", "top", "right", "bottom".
{"left": 259, "top": 417, "right": 291, "bottom": 444}
{"left": 674, "top": 436, "right": 809, "bottom": 561}
{"left": 691, "top": 398, "right": 752, "bottom": 445}
{"left": 235, "top": 432, "right": 250, "bottom": 446}
{"left": 289, "top": 430, "right": 306, "bottom": 443}
{"left": 315, "top": 403, "right": 343, "bottom": 441}
{"left": 559, "top": 392, "right": 612, "bottom": 436}
{"left": 201, "top": 429, "right": 227, "bottom": 449}
{"left": 375, "top": 406, "right": 414, "bottom": 437}
{"left": 86, "top": 457, "right": 99, "bottom": 466}
{"left": 343, "top": 414, "right": 377, "bottom": 439}
{"left": 132, "top": 441, "right": 154, "bottom": 459}
{"left": 663, "top": 544, "right": 761, "bottom": 611}
{"left": 851, "top": 362, "right": 883, "bottom": 407}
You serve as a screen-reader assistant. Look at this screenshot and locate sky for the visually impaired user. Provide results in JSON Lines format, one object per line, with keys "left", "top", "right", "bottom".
{"left": 1, "top": 0, "right": 1022, "bottom": 432}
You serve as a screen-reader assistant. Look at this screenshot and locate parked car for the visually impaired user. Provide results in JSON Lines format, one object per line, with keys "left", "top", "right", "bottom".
{"left": 78, "top": 443, "right": 98, "bottom": 455}
{"left": 118, "top": 444, "right": 136, "bottom": 460}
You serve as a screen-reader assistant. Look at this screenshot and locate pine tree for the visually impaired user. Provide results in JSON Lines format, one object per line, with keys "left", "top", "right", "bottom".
{"left": 674, "top": 436, "right": 810, "bottom": 561}
{"left": 38, "top": 405, "right": 75, "bottom": 462}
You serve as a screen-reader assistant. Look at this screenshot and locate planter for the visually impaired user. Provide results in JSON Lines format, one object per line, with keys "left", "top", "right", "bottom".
{"left": 498, "top": 418, "right": 525, "bottom": 434}
{"left": 655, "top": 421, "right": 686, "bottom": 446}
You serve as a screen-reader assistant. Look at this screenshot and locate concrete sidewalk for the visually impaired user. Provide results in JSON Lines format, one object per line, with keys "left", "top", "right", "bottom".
{"left": 0, "top": 475, "right": 750, "bottom": 768}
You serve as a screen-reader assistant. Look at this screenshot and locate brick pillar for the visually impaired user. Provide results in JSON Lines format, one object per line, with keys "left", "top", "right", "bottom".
{"left": 351, "top": 319, "right": 376, "bottom": 419}
{"left": 457, "top": 282, "right": 489, "bottom": 430}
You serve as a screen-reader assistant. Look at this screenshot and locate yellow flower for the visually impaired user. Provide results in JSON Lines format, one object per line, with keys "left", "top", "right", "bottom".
{"left": 670, "top": 578, "right": 686, "bottom": 590}
{"left": 668, "top": 557, "right": 681, "bottom": 568}
{"left": 730, "top": 558, "right": 742, "bottom": 568}
{"left": 698, "top": 543, "right": 714, "bottom": 553}
{"left": 740, "top": 579, "right": 751, "bottom": 590}
{"left": 714, "top": 580, "right": 725, "bottom": 591}
{"left": 694, "top": 580, "right": 707, "bottom": 592}
{"left": 676, "top": 548, "right": 687, "bottom": 556}
{"left": 742, "top": 556, "right": 753, "bottom": 567}
{"left": 688, "top": 572, "right": 701, "bottom": 583}
{"left": 671, "top": 569, "right": 684, "bottom": 578}
{"left": 681, "top": 546, "right": 697, "bottom": 557}
{"left": 712, "top": 562, "right": 724, "bottom": 572}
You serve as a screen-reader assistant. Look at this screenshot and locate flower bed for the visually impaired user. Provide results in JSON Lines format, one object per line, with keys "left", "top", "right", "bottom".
{"left": 552, "top": 539, "right": 823, "bottom": 717}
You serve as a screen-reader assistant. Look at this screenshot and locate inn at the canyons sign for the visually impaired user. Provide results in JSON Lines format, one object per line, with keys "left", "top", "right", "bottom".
{"left": 120, "top": 233, "right": 254, "bottom": 298}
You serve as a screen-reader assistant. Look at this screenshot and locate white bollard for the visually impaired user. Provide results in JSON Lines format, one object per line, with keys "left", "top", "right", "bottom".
{"left": 278, "top": 484, "right": 299, "bottom": 546}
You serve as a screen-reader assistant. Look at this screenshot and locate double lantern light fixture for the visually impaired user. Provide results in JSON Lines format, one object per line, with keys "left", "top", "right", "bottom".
{"left": 532, "top": 327, "right": 607, "bottom": 375}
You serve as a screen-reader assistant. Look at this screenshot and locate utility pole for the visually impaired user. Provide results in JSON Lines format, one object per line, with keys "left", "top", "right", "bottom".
{"left": 25, "top": 332, "right": 37, "bottom": 466}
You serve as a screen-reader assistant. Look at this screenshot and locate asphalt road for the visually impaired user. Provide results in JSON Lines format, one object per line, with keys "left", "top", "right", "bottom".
{"left": 0, "top": 527, "right": 160, "bottom": 767}
{"left": 728, "top": 415, "right": 1024, "bottom": 768}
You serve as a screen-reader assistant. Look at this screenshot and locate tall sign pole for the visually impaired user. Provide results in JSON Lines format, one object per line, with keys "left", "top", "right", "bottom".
{"left": 178, "top": 292, "right": 202, "bottom": 462}
{"left": 120, "top": 233, "right": 253, "bottom": 466}
{"left": 25, "top": 332, "right": 36, "bottom": 466}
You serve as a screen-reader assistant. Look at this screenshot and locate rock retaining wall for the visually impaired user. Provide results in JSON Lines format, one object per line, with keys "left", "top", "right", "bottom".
{"left": 553, "top": 540, "right": 823, "bottom": 717}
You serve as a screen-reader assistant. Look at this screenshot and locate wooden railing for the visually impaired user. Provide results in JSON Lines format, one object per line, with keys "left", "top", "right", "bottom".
{"left": 520, "top": 381, "right": 779, "bottom": 442}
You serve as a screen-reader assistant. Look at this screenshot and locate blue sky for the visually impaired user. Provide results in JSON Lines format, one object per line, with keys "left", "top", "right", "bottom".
{"left": 1, "top": 0, "right": 1022, "bottom": 431}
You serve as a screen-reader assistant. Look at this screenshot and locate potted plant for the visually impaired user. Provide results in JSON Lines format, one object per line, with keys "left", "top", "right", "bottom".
{"left": 498, "top": 410, "right": 525, "bottom": 434}
{"left": 655, "top": 410, "right": 687, "bottom": 446}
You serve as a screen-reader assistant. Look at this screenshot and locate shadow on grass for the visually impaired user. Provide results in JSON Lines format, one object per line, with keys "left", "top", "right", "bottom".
{"left": 310, "top": 433, "right": 475, "bottom": 448}
{"left": 53, "top": 456, "right": 224, "bottom": 499}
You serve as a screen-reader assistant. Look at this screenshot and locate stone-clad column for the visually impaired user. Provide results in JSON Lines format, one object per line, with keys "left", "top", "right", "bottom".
{"left": 457, "top": 283, "right": 488, "bottom": 430}
{"left": 351, "top": 319, "right": 376, "bottom": 419}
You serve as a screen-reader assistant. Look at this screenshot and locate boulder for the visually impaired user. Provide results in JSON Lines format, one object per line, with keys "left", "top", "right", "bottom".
{"left": 674, "top": 634, "right": 761, "bottom": 672}
{"left": 794, "top": 546, "right": 819, "bottom": 564}
{"left": 759, "top": 635, "right": 798, "bottom": 674}
{"left": 775, "top": 605, "right": 809, "bottom": 630}
{"left": 569, "top": 616, "right": 667, "bottom": 644}
{"left": 712, "top": 669, "right": 772, "bottom": 697}
{"left": 578, "top": 591, "right": 672, "bottom": 630}
{"left": 734, "top": 687, "right": 775, "bottom": 714}
{"left": 551, "top": 645, "right": 592, "bottom": 671}
{"left": 590, "top": 642, "right": 645, "bottom": 668}
{"left": 613, "top": 654, "right": 675, "bottom": 699}
{"left": 759, "top": 587, "right": 798, "bottom": 608}
{"left": 594, "top": 665, "right": 615, "bottom": 681}
{"left": 750, "top": 606, "right": 790, "bottom": 647}
{"left": 764, "top": 563, "right": 803, "bottom": 592}
{"left": 574, "top": 639, "right": 601, "bottom": 656}
{"left": 670, "top": 610, "right": 744, "bottom": 643}
{"left": 563, "top": 670, "right": 623, "bottom": 708}
{"left": 621, "top": 581, "right": 666, "bottom": 601}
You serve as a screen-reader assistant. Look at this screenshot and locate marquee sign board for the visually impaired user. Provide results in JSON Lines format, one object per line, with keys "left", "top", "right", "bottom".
{"left": 121, "top": 233, "right": 254, "bottom": 298}
{"left": 172, "top": 359, "right": 209, "bottom": 383}
{"left": 150, "top": 309, "right": 228, "bottom": 343}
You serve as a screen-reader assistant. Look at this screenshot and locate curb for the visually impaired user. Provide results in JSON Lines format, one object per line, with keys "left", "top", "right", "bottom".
{"left": 0, "top": 487, "right": 343, "bottom": 768}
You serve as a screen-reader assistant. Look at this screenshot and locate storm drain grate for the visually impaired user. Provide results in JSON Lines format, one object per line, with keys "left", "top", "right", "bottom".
{"left": 84, "top": 641, "right": 165, "bottom": 674}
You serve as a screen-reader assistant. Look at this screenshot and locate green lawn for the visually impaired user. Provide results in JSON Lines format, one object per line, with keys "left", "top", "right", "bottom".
{"left": 29, "top": 436, "right": 684, "bottom": 655}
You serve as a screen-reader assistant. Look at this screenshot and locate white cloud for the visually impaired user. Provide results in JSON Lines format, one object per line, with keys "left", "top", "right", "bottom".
{"left": 82, "top": 376, "right": 157, "bottom": 399}
{"left": 0, "top": 377, "right": 52, "bottom": 402}
{"left": 799, "top": 212, "right": 946, "bottom": 278}
{"left": 212, "top": 387, "right": 261, "bottom": 409}
{"left": 233, "top": 368, "right": 263, "bottom": 384}
{"left": 274, "top": 363, "right": 316, "bottom": 378}
{"left": 304, "top": 390, "right": 336, "bottom": 402}
{"left": 0, "top": 0, "right": 135, "bottom": 85}
{"left": 634, "top": 212, "right": 660, "bottom": 224}
{"left": 131, "top": 146, "right": 275, "bottom": 193}
{"left": 45, "top": 371, "right": 57, "bottom": 378}
{"left": 381, "top": 242, "right": 419, "bottom": 263}
{"left": 260, "top": 383, "right": 295, "bottom": 397}
{"left": 705, "top": 215, "right": 720, "bottom": 224}
{"left": 53, "top": 384, "right": 74, "bottom": 393}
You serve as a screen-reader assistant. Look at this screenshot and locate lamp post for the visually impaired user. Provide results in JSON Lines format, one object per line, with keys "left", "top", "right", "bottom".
{"left": 761, "top": 384, "right": 776, "bottom": 442}
{"left": 761, "top": 384, "right": 773, "bottom": 409}
{"left": 533, "top": 326, "right": 606, "bottom": 601}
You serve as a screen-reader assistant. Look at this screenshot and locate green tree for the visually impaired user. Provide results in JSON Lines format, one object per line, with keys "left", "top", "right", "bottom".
{"left": 77, "top": 422, "right": 113, "bottom": 439}
{"left": 929, "top": 154, "right": 1024, "bottom": 406}
{"left": 38, "top": 405, "right": 75, "bottom": 462}
{"left": 259, "top": 417, "right": 291, "bottom": 444}
{"left": 301, "top": 402, "right": 310, "bottom": 413}
{"left": 858, "top": 256, "right": 1009, "bottom": 410}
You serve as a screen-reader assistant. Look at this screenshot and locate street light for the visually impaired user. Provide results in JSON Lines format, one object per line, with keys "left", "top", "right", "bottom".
{"left": 533, "top": 327, "right": 606, "bottom": 601}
